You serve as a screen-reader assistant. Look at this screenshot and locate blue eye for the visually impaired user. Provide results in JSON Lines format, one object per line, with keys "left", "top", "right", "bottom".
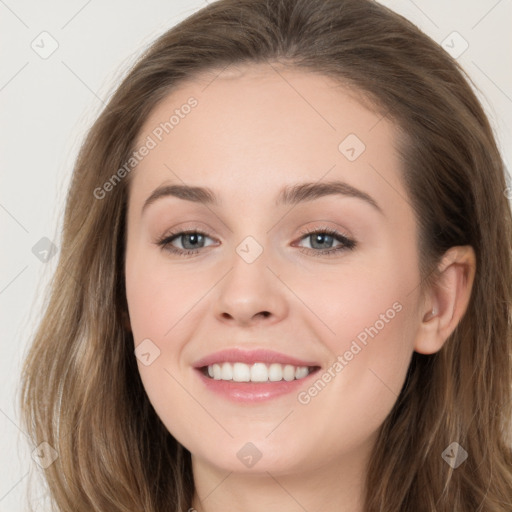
{"left": 156, "top": 230, "right": 216, "bottom": 256}
{"left": 155, "top": 227, "right": 356, "bottom": 257}
{"left": 295, "top": 227, "right": 356, "bottom": 256}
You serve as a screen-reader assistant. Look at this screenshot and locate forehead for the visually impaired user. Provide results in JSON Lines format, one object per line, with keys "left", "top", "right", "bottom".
{"left": 128, "top": 62, "right": 406, "bottom": 214}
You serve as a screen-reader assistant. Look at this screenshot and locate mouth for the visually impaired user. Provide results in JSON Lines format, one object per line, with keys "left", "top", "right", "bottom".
{"left": 193, "top": 348, "right": 321, "bottom": 402}
{"left": 200, "top": 362, "right": 319, "bottom": 382}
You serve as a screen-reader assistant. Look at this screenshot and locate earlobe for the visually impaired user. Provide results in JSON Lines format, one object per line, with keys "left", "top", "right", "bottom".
{"left": 414, "top": 245, "right": 476, "bottom": 355}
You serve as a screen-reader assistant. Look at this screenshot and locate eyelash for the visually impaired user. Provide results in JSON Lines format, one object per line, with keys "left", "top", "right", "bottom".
{"left": 155, "top": 227, "right": 357, "bottom": 258}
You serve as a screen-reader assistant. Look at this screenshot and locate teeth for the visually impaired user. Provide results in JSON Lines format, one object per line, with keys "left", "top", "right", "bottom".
{"left": 268, "top": 363, "right": 283, "bottom": 381}
{"left": 212, "top": 363, "right": 222, "bottom": 380}
{"left": 250, "top": 363, "right": 268, "bottom": 382}
{"left": 205, "top": 362, "right": 312, "bottom": 382}
{"left": 221, "top": 362, "right": 233, "bottom": 380}
{"left": 233, "top": 362, "right": 250, "bottom": 382}
{"left": 295, "top": 366, "right": 309, "bottom": 379}
{"left": 283, "top": 364, "right": 295, "bottom": 381}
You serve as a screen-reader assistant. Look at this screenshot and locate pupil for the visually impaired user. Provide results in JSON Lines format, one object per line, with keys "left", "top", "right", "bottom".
{"left": 312, "top": 233, "right": 333, "bottom": 249}
{"left": 183, "top": 233, "right": 203, "bottom": 249}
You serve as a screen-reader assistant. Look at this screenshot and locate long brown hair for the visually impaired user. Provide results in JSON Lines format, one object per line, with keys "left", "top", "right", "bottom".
{"left": 19, "top": 0, "right": 512, "bottom": 510}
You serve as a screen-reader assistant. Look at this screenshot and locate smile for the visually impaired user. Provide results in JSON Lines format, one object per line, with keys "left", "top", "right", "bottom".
{"left": 193, "top": 348, "right": 321, "bottom": 402}
{"left": 203, "top": 362, "right": 315, "bottom": 382}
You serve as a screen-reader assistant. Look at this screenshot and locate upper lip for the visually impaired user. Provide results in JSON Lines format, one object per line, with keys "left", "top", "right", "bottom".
{"left": 193, "top": 348, "right": 320, "bottom": 368}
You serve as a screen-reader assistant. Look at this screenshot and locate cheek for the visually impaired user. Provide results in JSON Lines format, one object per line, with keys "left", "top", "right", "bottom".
{"left": 313, "top": 247, "right": 416, "bottom": 347}
{"left": 293, "top": 284, "right": 416, "bottom": 455}
{"left": 125, "top": 247, "right": 200, "bottom": 340}
{"left": 124, "top": 250, "right": 202, "bottom": 443}
{"left": 306, "top": 242, "right": 419, "bottom": 398}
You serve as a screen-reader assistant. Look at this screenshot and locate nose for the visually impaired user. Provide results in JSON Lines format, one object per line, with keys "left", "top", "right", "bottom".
{"left": 212, "top": 246, "right": 289, "bottom": 327}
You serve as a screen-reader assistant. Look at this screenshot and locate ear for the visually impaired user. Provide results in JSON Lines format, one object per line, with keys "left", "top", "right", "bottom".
{"left": 414, "top": 245, "right": 476, "bottom": 355}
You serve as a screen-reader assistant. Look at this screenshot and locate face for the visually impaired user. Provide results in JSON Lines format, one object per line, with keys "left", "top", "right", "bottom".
{"left": 124, "top": 63, "right": 424, "bottom": 477}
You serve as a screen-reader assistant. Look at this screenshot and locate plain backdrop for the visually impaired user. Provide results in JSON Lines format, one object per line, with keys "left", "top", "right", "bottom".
{"left": 1, "top": 1, "right": 511, "bottom": 510}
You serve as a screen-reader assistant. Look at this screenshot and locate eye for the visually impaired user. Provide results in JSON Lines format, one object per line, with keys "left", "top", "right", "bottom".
{"left": 294, "top": 227, "right": 356, "bottom": 257}
{"left": 155, "top": 230, "right": 217, "bottom": 256}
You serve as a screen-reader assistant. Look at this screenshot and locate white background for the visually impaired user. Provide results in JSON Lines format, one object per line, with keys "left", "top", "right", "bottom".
{"left": 1, "top": 1, "right": 511, "bottom": 510}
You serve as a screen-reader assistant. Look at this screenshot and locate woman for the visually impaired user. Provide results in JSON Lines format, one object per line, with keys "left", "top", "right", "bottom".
{"left": 20, "top": 0, "right": 512, "bottom": 510}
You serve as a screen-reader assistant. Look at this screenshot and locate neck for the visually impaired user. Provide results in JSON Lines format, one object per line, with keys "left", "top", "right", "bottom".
{"left": 190, "top": 447, "right": 370, "bottom": 512}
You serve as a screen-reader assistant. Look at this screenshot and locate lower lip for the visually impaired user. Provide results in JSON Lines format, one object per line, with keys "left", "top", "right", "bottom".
{"left": 195, "top": 369, "right": 319, "bottom": 403}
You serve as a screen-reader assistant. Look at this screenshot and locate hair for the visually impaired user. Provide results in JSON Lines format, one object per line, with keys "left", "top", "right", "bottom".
{"left": 19, "top": 0, "right": 512, "bottom": 510}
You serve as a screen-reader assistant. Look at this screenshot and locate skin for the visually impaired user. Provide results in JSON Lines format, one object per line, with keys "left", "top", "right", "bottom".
{"left": 124, "top": 62, "right": 476, "bottom": 512}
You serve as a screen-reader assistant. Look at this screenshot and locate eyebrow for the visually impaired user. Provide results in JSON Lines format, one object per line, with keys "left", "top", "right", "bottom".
{"left": 141, "top": 180, "right": 383, "bottom": 215}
